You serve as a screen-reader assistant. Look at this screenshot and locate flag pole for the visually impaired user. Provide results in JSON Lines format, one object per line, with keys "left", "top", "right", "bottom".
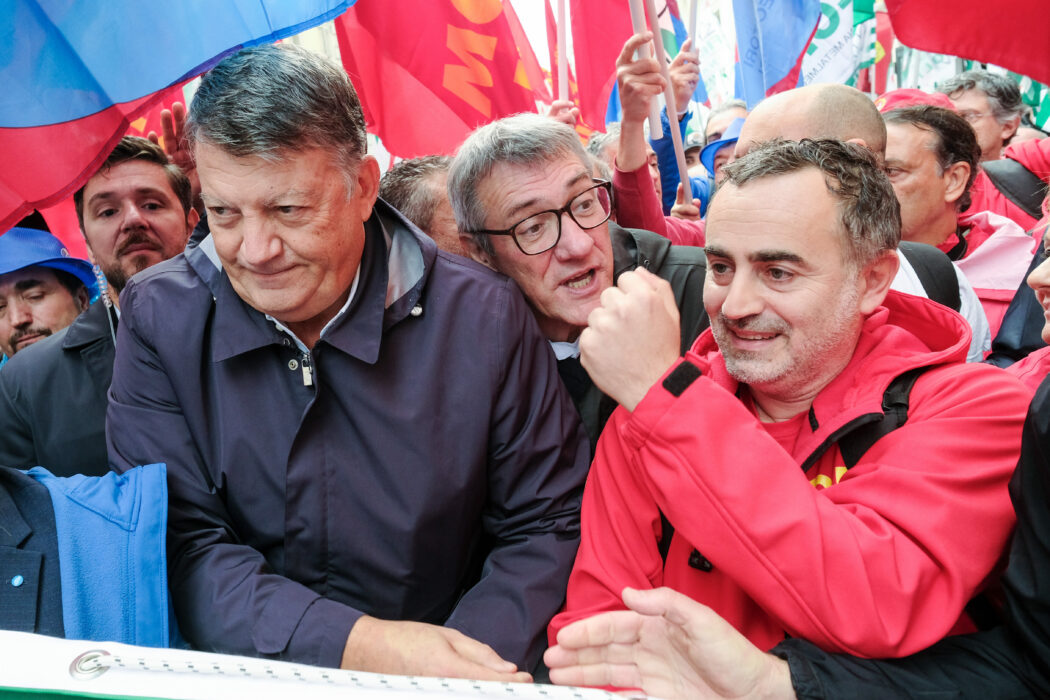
{"left": 557, "top": 0, "right": 569, "bottom": 102}
{"left": 627, "top": 0, "right": 664, "bottom": 139}
{"left": 689, "top": 0, "right": 699, "bottom": 47}
{"left": 642, "top": 0, "right": 691, "bottom": 193}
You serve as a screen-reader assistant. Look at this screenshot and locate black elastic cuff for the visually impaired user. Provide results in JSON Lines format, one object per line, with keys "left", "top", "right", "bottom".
{"left": 662, "top": 360, "right": 702, "bottom": 397}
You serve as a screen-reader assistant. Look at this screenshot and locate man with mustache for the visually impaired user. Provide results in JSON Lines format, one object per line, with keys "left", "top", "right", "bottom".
{"left": 0, "top": 221, "right": 93, "bottom": 365}
{"left": 549, "top": 139, "right": 1032, "bottom": 665}
{"left": 0, "top": 137, "right": 197, "bottom": 476}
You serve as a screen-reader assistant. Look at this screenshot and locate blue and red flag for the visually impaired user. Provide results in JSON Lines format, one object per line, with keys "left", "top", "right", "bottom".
{"left": 732, "top": 0, "right": 821, "bottom": 108}
{"left": 0, "top": 1, "right": 357, "bottom": 234}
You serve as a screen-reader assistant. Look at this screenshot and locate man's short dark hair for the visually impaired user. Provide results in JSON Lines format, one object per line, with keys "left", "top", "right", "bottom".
{"left": 379, "top": 156, "right": 452, "bottom": 233}
{"left": 51, "top": 267, "right": 89, "bottom": 300}
{"left": 186, "top": 43, "right": 367, "bottom": 181}
{"left": 720, "top": 138, "right": 901, "bottom": 269}
{"left": 74, "top": 136, "right": 192, "bottom": 228}
{"left": 884, "top": 105, "right": 981, "bottom": 212}
{"left": 937, "top": 70, "right": 1024, "bottom": 126}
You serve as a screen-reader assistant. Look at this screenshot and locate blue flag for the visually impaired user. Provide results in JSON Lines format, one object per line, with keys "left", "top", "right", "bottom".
{"left": 732, "top": 0, "right": 821, "bottom": 108}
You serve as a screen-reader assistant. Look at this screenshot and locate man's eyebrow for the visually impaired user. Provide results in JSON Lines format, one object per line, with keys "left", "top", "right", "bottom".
{"left": 702, "top": 247, "right": 807, "bottom": 266}
{"left": 751, "top": 250, "right": 806, "bottom": 265}
{"left": 504, "top": 170, "right": 591, "bottom": 221}
{"left": 13, "top": 278, "right": 47, "bottom": 293}
{"left": 87, "top": 187, "right": 171, "bottom": 207}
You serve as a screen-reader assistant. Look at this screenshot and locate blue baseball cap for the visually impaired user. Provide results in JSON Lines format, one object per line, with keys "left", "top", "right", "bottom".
{"left": 0, "top": 226, "right": 98, "bottom": 296}
{"left": 700, "top": 117, "right": 746, "bottom": 177}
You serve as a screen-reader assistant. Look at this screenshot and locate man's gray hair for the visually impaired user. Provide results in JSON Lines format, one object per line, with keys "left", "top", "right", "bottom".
{"left": 186, "top": 43, "right": 367, "bottom": 177}
{"left": 379, "top": 155, "right": 452, "bottom": 233}
{"left": 720, "top": 139, "right": 901, "bottom": 269}
{"left": 938, "top": 70, "right": 1024, "bottom": 125}
{"left": 586, "top": 123, "right": 621, "bottom": 166}
{"left": 448, "top": 113, "right": 590, "bottom": 256}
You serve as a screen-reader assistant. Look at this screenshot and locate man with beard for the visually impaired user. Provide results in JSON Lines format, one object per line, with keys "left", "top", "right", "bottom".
{"left": 0, "top": 137, "right": 197, "bottom": 476}
{"left": 0, "top": 221, "right": 93, "bottom": 364}
{"left": 549, "top": 139, "right": 1031, "bottom": 664}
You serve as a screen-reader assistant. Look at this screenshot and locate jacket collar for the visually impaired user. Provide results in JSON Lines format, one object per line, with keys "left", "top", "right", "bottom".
{"left": 188, "top": 199, "right": 436, "bottom": 365}
{"left": 610, "top": 222, "right": 672, "bottom": 283}
{"left": 62, "top": 300, "right": 116, "bottom": 351}
{"left": 689, "top": 289, "right": 972, "bottom": 453}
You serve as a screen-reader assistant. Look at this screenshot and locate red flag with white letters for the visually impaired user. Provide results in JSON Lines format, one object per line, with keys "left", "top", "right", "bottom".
{"left": 335, "top": 0, "right": 542, "bottom": 158}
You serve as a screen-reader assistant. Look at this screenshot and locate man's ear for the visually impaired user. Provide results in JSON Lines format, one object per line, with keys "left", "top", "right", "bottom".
{"left": 1000, "top": 115, "right": 1021, "bottom": 144}
{"left": 858, "top": 249, "right": 900, "bottom": 315}
{"left": 75, "top": 284, "right": 91, "bottom": 312}
{"left": 184, "top": 208, "right": 201, "bottom": 243}
{"left": 459, "top": 233, "right": 497, "bottom": 270}
{"left": 942, "top": 160, "right": 971, "bottom": 206}
{"left": 352, "top": 155, "right": 382, "bottom": 220}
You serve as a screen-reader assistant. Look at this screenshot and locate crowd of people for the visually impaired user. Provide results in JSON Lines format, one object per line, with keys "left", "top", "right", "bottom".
{"left": 1, "top": 30, "right": 1049, "bottom": 699}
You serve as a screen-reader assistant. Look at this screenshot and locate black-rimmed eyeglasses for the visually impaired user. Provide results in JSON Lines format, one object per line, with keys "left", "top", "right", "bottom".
{"left": 469, "top": 180, "right": 613, "bottom": 255}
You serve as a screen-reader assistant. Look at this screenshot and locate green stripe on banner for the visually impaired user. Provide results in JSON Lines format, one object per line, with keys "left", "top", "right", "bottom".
{"left": 0, "top": 688, "right": 166, "bottom": 700}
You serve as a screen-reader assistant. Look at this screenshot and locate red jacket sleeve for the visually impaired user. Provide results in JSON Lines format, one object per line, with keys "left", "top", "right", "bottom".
{"left": 553, "top": 359, "right": 1031, "bottom": 658}
{"left": 612, "top": 164, "right": 705, "bottom": 246}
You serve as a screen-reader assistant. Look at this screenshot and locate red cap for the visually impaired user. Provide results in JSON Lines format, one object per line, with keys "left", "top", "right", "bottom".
{"left": 875, "top": 88, "right": 956, "bottom": 113}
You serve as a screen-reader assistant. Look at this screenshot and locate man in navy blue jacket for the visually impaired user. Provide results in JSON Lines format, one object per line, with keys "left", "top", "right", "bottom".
{"left": 106, "top": 43, "right": 588, "bottom": 680}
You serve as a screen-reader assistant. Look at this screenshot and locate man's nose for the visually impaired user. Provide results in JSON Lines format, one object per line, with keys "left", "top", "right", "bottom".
{"left": 122, "top": 202, "right": 146, "bottom": 229}
{"left": 239, "top": 218, "right": 282, "bottom": 265}
{"left": 8, "top": 298, "right": 33, "bottom": 327}
{"left": 552, "top": 212, "right": 595, "bottom": 260}
{"left": 720, "top": 273, "right": 764, "bottom": 319}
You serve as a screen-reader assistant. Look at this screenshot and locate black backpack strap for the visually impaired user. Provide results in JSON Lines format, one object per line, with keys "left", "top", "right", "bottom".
{"left": 660, "top": 368, "right": 927, "bottom": 569}
{"left": 837, "top": 366, "right": 927, "bottom": 468}
{"left": 898, "top": 242, "right": 962, "bottom": 311}
{"left": 981, "top": 158, "right": 1048, "bottom": 221}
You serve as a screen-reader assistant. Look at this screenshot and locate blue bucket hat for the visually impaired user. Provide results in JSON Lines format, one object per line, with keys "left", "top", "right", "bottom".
{"left": 700, "top": 116, "right": 746, "bottom": 177}
{"left": 0, "top": 226, "right": 98, "bottom": 296}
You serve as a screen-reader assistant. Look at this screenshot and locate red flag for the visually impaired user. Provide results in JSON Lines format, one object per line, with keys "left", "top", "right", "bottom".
{"left": 504, "top": 2, "right": 551, "bottom": 105}
{"left": 873, "top": 10, "right": 894, "bottom": 96}
{"left": 567, "top": 0, "right": 633, "bottom": 131}
{"left": 336, "top": 0, "right": 541, "bottom": 158}
{"left": 124, "top": 83, "right": 190, "bottom": 149}
{"left": 885, "top": 0, "right": 1049, "bottom": 85}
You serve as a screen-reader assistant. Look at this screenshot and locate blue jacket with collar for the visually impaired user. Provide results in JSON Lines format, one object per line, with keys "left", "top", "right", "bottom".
{"left": 106, "top": 200, "right": 590, "bottom": 671}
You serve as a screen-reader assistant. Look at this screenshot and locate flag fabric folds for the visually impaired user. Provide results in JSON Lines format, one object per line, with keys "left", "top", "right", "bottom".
{"left": 0, "top": 0, "right": 356, "bottom": 232}
{"left": 335, "top": 0, "right": 542, "bottom": 159}
{"left": 884, "top": 0, "right": 1049, "bottom": 86}
{"left": 732, "top": 0, "right": 821, "bottom": 108}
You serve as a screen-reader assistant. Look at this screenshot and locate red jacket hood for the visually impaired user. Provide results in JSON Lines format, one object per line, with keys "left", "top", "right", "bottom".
{"left": 687, "top": 289, "right": 972, "bottom": 458}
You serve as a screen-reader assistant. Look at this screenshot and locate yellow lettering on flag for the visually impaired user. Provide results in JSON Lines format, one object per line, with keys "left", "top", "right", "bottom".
{"left": 450, "top": 0, "right": 502, "bottom": 24}
{"left": 129, "top": 117, "right": 147, "bottom": 134}
{"left": 443, "top": 25, "right": 497, "bottom": 117}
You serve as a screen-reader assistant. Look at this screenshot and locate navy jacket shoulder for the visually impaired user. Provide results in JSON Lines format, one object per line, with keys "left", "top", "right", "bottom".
{"left": 0, "top": 301, "right": 115, "bottom": 476}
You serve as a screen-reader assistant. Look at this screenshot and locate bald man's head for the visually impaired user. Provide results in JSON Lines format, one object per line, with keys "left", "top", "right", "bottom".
{"left": 735, "top": 84, "right": 886, "bottom": 159}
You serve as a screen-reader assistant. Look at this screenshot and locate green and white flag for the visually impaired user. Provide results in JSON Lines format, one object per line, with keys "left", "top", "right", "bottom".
{"left": 802, "top": 0, "right": 856, "bottom": 86}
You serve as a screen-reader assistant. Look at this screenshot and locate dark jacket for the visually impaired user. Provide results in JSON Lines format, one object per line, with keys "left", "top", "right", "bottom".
{"left": 558, "top": 223, "right": 708, "bottom": 448}
{"left": 106, "top": 201, "right": 590, "bottom": 671}
{"left": 0, "top": 300, "right": 116, "bottom": 477}
{"left": 773, "top": 374, "right": 1050, "bottom": 699}
{"left": 0, "top": 467, "right": 63, "bottom": 637}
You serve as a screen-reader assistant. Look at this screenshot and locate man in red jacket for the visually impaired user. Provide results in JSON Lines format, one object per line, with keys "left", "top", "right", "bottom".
{"left": 550, "top": 138, "right": 1031, "bottom": 664}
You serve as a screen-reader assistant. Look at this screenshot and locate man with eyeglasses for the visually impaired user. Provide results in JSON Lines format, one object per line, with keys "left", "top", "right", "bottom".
{"left": 449, "top": 113, "right": 708, "bottom": 447}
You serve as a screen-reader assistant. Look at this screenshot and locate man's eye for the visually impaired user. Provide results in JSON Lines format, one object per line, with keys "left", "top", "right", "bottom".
{"left": 98, "top": 208, "right": 117, "bottom": 218}
{"left": 209, "top": 206, "right": 228, "bottom": 217}
{"left": 710, "top": 262, "right": 731, "bottom": 276}
{"left": 277, "top": 206, "right": 300, "bottom": 215}
{"left": 767, "top": 267, "right": 793, "bottom": 281}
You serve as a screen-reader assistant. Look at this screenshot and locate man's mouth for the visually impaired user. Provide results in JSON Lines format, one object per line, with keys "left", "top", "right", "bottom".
{"left": 12, "top": 331, "right": 47, "bottom": 351}
{"left": 563, "top": 270, "right": 595, "bottom": 290}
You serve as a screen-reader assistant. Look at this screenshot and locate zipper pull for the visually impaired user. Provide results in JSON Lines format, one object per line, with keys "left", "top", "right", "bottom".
{"left": 301, "top": 353, "right": 313, "bottom": 387}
